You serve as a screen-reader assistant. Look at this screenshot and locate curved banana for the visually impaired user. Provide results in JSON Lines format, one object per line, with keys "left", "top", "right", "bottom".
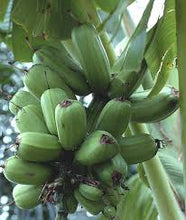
{"left": 74, "top": 130, "right": 118, "bottom": 166}
{"left": 3, "top": 156, "right": 53, "bottom": 185}
{"left": 74, "top": 189, "right": 105, "bottom": 215}
{"left": 108, "top": 61, "right": 147, "bottom": 99}
{"left": 33, "top": 46, "right": 90, "bottom": 96}
{"left": 16, "top": 104, "right": 49, "bottom": 133}
{"left": 78, "top": 183, "right": 103, "bottom": 201}
{"left": 16, "top": 132, "right": 63, "bottom": 162}
{"left": 95, "top": 98, "right": 131, "bottom": 139}
{"left": 72, "top": 24, "right": 111, "bottom": 95}
{"left": 119, "top": 134, "right": 158, "bottom": 164}
{"left": 24, "top": 64, "right": 75, "bottom": 99}
{"left": 12, "top": 184, "right": 42, "bottom": 209}
{"left": 9, "top": 90, "right": 40, "bottom": 115}
{"left": 41, "top": 88, "right": 69, "bottom": 135}
{"left": 55, "top": 99, "right": 87, "bottom": 150}
{"left": 130, "top": 87, "right": 179, "bottom": 123}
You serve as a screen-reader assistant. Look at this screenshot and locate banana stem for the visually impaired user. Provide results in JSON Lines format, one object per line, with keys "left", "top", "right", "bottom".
{"left": 175, "top": 0, "right": 186, "bottom": 208}
{"left": 131, "top": 123, "right": 184, "bottom": 220}
{"left": 55, "top": 201, "right": 68, "bottom": 220}
{"left": 85, "top": 0, "right": 116, "bottom": 66}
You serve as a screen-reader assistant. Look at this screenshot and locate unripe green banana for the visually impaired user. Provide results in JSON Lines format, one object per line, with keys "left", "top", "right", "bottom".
{"left": 108, "top": 61, "right": 147, "bottom": 99}
{"left": 130, "top": 87, "right": 179, "bottom": 123}
{"left": 24, "top": 64, "right": 75, "bottom": 99}
{"left": 74, "top": 189, "right": 105, "bottom": 215}
{"left": 3, "top": 156, "right": 53, "bottom": 185}
{"left": 119, "top": 134, "right": 158, "bottom": 164}
{"left": 93, "top": 154, "right": 127, "bottom": 187}
{"left": 62, "top": 194, "right": 78, "bottom": 214}
{"left": 33, "top": 46, "right": 90, "bottom": 96}
{"left": 78, "top": 183, "right": 103, "bottom": 201}
{"left": 71, "top": 0, "right": 90, "bottom": 23}
{"left": 72, "top": 24, "right": 111, "bottom": 95}
{"left": 95, "top": 98, "right": 131, "bottom": 139}
{"left": 9, "top": 90, "right": 40, "bottom": 115}
{"left": 12, "top": 184, "right": 42, "bottom": 209}
{"left": 74, "top": 130, "right": 118, "bottom": 166}
{"left": 55, "top": 99, "right": 87, "bottom": 150}
{"left": 16, "top": 104, "right": 49, "bottom": 133}
{"left": 41, "top": 88, "right": 69, "bottom": 135}
{"left": 16, "top": 132, "right": 63, "bottom": 162}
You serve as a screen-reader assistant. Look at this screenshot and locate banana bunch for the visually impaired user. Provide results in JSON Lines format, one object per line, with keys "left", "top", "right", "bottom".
{"left": 4, "top": 22, "right": 180, "bottom": 219}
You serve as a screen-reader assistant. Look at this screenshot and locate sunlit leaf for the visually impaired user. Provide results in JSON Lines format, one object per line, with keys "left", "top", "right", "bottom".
{"left": 113, "top": 0, "right": 154, "bottom": 72}
{"left": 145, "top": 0, "right": 176, "bottom": 78}
{"left": 11, "top": 0, "right": 78, "bottom": 40}
{"left": 117, "top": 174, "right": 158, "bottom": 220}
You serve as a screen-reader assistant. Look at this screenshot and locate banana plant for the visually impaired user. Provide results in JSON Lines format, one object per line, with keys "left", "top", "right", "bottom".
{"left": 0, "top": 0, "right": 185, "bottom": 220}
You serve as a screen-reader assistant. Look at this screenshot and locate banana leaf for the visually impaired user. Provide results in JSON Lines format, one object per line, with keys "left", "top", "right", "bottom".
{"left": 113, "top": 0, "right": 154, "bottom": 72}
{"left": 11, "top": 0, "right": 78, "bottom": 40}
{"left": 145, "top": 0, "right": 176, "bottom": 79}
{"left": 117, "top": 174, "right": 158, "bottom": 220}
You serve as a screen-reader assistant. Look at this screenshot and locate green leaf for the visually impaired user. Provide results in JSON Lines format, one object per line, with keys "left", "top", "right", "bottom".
{"left": 12, "top": 22, "right": 65, "bottom": 62}
{"left": 12, "top": 22, "right": 33, "bottom": 61}
{"left": 117, "top": 174, "right": 158, "bottom": 220}
{"left": 145, "top": 0, "right": 176, "bottom": 78}
{"left": 11, "top": 0, "right": 78, "bottom": 40}
{"left": 148, "top": 45, "right": 176, "bottom": 97}
{"left": 95, "top": 0, "right": 134, "bottom": 13}
{"left": 113, "top": 0, "right": 154, "bottom": 72}
{"left": 158, "top": 150, "right": 184, "bottom": 202}
{"left": 0, "top": 0, "right": 9, "bottom": 21}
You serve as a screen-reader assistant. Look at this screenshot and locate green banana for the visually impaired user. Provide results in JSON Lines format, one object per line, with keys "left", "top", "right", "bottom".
{"left": 74, "top": 189, "right": 105, "bottom": 215}
{"left": 130, "top": 87, "right": 179, "bottom": 123}
{"left": 16, "top": 132, "right": 63, "bottom": 162}
{"left": 16, "top": 104, "right": 49, "bottom": 133}
{"left": 72, "top": 24, "right": 111, "bottom": 95}
{"left": 108, "top": 61, "right": 147, "bottom": 99}
{"left": 12, "top": 184, "right": 42, "bottom": 209}
{"left": 78, "top": 183, "right": 103, "bottom": 201}
{"left": 3, "top": 156, "right": 53, "bottom": 185}
{"left": 93, "top": 154, "right": 127, "bottom": 187}
{"left": 62, "top": 194, "right": 78, "bottom": 214}
{"left": 95, "top": 98, "right": 131, "bottom": 139}
{"left": 24, "top": 64, "right": 75, "bottom": 99}
{"left": 119, "top": 134, "right": 158, "bottom": 164}
{"left": 74, "top": 130, "right": 118, "bottom": 166}
{"left": 33, "top": 46, "right": 90, "bottom": 96}
{"left": 55, "top": 99, "right": 87, "bottom": 150}
{"left": 41, "top": 88, "right": 69, "bottom": 135}
{"left": 9, "top": 90, "right": 40, "bottom": 115}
